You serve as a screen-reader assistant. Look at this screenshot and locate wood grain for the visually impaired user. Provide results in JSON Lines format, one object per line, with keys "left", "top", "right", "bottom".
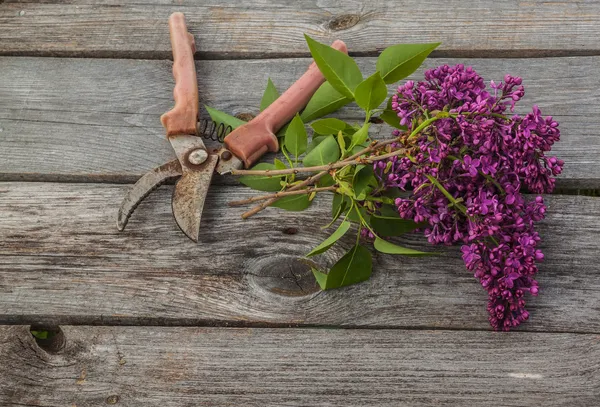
{"left": 1, "top": 325, "right": 599, "bottom": 406}
{"left": 0, "top": 182, "right": 598, "bottom": 332}
{"left": 0, "top": 56, "right": 597, "bottom": 187}
{"left": 1, "top": 0, "right": 600, "bottom": 58}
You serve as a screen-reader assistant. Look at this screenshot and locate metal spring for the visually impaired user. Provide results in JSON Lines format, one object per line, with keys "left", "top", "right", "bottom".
{"left": 196, "top": 118, "right": 233, "bottom": 143}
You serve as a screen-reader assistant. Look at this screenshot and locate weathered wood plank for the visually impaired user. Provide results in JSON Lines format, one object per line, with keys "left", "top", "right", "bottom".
{"left": 0, "top": 182, "right": 598, "bottom": 332}
{"left": 1, "top": 325, "right": 598, "bottom": 406}
{"left": 1, "top": 0, "right": 599, "bottom": 58}
{"left": 0, "top": 56, "right": 597, "bottom": 187}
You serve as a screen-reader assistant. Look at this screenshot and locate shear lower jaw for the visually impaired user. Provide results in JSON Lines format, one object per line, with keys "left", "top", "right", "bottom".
{"left": 215, "top": 147, "right": 244, "bottom": 175}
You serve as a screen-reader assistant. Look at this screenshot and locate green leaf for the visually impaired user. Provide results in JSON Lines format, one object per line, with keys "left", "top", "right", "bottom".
{"left": 306, "top": 220, "right": 351, "bottom": 257}
{"left": 304, "top": 35, "right": 363, "bottom": 99}
{"left": 274, "top": 158, "right": 287, "bottom": 170}
{"left": 30, "top": 330, "right": 49, "bottom": 339}
{"left": 204, "top": 105, "right": 246, "bottom": 129}
{"left": 311, "top": 267, "right": 328, "bottom": 290}
{"left": 260, "top": 78, "right": 280, "bottom": 111}
{"left": 353, "top": 165, "right": 375, "bottom": 200}
{"left": 350, "top": 123, "right": 370, "bottom": 149}
{"left": 301, "top": 82, "right": 352, "bottom": 123}
{"left": 373, "top": 237, "right": 432, "bottom": 256}
{"left": 337, "top": 130, "right": 346, "bottom": 155}
{"left": 305, "top": 135, "right": 327, "bottom": 155}
{"left": 348, "top": 204, "right": 369, "bottom": 224}
{"left": 270, "top": 194, "right": 312, "bottom": 211}
{"left": 238, "top": 163, "right": 283, "bottom": 192}
{"left": 331, "top": 193, "right": 346, "bottom": 218}
{"left": 324, "top": 244, "right": 372, "bottom": 289}
{"left": 324, "top": 195, "right": 347, "bottom": 229}
{"left": 379, "top": 97, "right": 408, "bottom": 130}
{"left": 317, "top": 173, "right": 336, "bottom": 187}
{"left": 371, "top": 215, "right": 423, "bottom": 237}
{"left": 311, "top": 118, "right": 347, "bottom": 135}
{"left": 354, "top": 71, "right": 387, "bottom": 112}
{"left": 303, "top": 135, "right": 340, "bottom": 166}
{"left": 284, "top": 114, "right": 308, "bottom": 157}
{"left": 376, "top": 42, "right": 441, "bottom": 84}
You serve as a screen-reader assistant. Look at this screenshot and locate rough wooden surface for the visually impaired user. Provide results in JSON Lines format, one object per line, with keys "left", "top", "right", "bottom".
{"left": 0, "top": 56, "right": 597, "bottom": 187}
{"left": 1, "top": 325, "right": 599, "bottom": 406}
{"left": 0, "top": 182, "right": 598, "bottom": 333}
{"left": 2, "top": 0, "right": 600, "bottom": 58}
{"left": 1, "top": 1, "right": 600, "bottom": 404}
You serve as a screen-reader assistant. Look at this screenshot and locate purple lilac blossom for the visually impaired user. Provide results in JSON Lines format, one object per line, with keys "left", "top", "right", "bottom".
{"left": 374, "top": 64, "right": 563, "bottom": 331}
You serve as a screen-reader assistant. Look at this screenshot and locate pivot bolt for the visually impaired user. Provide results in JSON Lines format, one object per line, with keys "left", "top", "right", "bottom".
{"left": 188, "top": 148, "right": 208, "bottom": 165}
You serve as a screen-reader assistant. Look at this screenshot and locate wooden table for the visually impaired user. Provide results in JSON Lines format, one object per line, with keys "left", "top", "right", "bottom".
{"left": 1, "top": 1, "right": 599, "bottom": 405}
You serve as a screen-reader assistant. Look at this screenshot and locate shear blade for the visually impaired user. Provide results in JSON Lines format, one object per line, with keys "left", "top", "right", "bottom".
{"left": 117, "top": 159, "right": 183, "bottom": 231}
{"left": 171, "top": 154, "right": 218, "bottom": 242}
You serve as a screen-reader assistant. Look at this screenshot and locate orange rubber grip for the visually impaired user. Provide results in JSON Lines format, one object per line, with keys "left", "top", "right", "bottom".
{"left": 160, "top": 12, "right": 198, "bottom": 137}
{"left": 224, "top": 40, "right": 349, "bottom": 168}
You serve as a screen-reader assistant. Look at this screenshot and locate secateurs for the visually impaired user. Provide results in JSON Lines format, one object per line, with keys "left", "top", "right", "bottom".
{"left": 117, "top": 12, "right": 347, "bottom": 241}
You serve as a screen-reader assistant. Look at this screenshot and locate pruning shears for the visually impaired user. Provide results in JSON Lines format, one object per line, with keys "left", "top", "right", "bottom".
{"left": 117, "top": 12, "right": 347, "bottom": 241}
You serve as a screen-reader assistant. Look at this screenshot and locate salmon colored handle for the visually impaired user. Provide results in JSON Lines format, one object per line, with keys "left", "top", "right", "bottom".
{"left": 160, "top": 12, "right": 198, "bottom": 137}
{"left": 224, "top": 40, "right": 348, "bottom": 167}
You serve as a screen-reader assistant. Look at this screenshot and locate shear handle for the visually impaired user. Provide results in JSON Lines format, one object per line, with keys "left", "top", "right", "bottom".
{"left": 160, "top": 12, "right": 198, "bottom": 137}
{"left": 224, "top": 40, "right": 349, "bottom": 168}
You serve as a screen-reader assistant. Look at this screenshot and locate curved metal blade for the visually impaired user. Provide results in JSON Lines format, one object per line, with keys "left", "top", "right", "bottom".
{"left": 117, "top": 159, "right": 182, "bottom": 231}
{"left": 172, "top": 154, "right": 219, "bottom": 242}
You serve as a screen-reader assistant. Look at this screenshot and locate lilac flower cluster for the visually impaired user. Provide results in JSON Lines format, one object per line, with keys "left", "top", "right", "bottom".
{"left": 374, "top": 64, "right": 563, "bottom": 331}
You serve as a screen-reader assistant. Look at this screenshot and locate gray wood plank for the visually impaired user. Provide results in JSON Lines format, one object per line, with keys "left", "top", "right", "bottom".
{"left": 1, "top": 325, "right": 598, "bottom": 406}
{"left": 1, "top": 0, "right": 599, "bottom": 58}
{"left": 0, "top": 182, "right": 598, "bottom": 333}
{"left": 0, "top": 56, "right": 597, "bottom": 187}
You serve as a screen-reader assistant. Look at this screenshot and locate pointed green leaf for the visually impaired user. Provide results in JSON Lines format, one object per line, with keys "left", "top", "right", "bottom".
{"left": 376, "top": 43, "right": 441, "bottom": 84}
{"left": 323, "top": 196, "right": 347, "bottom": 229}
{"left": 353, "top": 165, "right": 375, "bottom": 200}
{"left": 317, "top": 173, "right": 336, "bottom": 188}
{"left": 301, "top": 82, "right": 352, "bottom": 123}
{"left": 373, "top": 237, "right": 432, "bottom": 256}
{"left": 260, "top": 78, "right": 280, "bottom": 111}
{"left": 371, "top": 215, "right": 423, "bottom": 237}
{"left": 355, "top": 71, "right": 388, "bottom": 112}
{"left": 350, "top": 123, "right": 370, "bottom": 149}
{"left": 306, "top": 220, "right": 351, "bottom": 257}
{"left": 311, "top": 118, "right": 347, "bottom": 135}
{"left": 337, "top": 130, "right": 346, "bottom": 155}
{"left": 304, "top": 35, "right": 363, "bottom": 99}
{"left": 311, "top": 267, "right": 328, "bottom": 290}
{"left": 305, "top": 135, "right": 327, "bottom": 155}
{"left": 270, "top": 194, "right": 312, "bottom": 211}
{"left": 238, "top": 163, "right": 283, "bottom": 192}
{"left": 325, "top": 244, "right": 372, "bottom": 289}
{"left": 331, "top": 193, "right": 347, "bottom": 218}
{"left": 274, "top": 158, "right": 287, "bottom": 170}
{"left": 284, "top": 114, "right": 308, "bottom": 157}
{"left": 303, "top": 135, "right": 340, "bottom": 166}
{"left": 205, "top": 105, "right": 246, "bottom": 129}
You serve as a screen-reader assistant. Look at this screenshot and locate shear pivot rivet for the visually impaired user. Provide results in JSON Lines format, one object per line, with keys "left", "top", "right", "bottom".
{"left": 188, "top": 148, "right": 208, "bottom": 165}
{"left": 221, "top": 150, "right": 233, "bottom": 161}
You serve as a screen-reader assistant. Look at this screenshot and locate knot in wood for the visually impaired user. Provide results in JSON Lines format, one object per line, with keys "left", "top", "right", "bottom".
{"left": 328, "top": 14, "right": 360, "bottom": 31}
{"left": 235, "top": 112, "right": 255, "bottom": 121}
{"left": 30, "top": 325, "right": 65, "bottom": 354}
{"left": 106, "top": 395, "right": 120, "bottom": 404}
{"left": 282, "top": 227, "right": 298, "bottom": 235}
{"left": 245, "top": 255, "right": 320, "bottom": 297}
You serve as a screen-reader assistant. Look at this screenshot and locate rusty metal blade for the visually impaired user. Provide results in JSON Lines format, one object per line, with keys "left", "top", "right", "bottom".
{"left": 117, "top": 159, "right": 182, "bottom": 231}
{"left": 171, "top": 154, "right": 218, "bottom": 242}
{"left": 214, "top": 147, "right": 244, "bottom": 175}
